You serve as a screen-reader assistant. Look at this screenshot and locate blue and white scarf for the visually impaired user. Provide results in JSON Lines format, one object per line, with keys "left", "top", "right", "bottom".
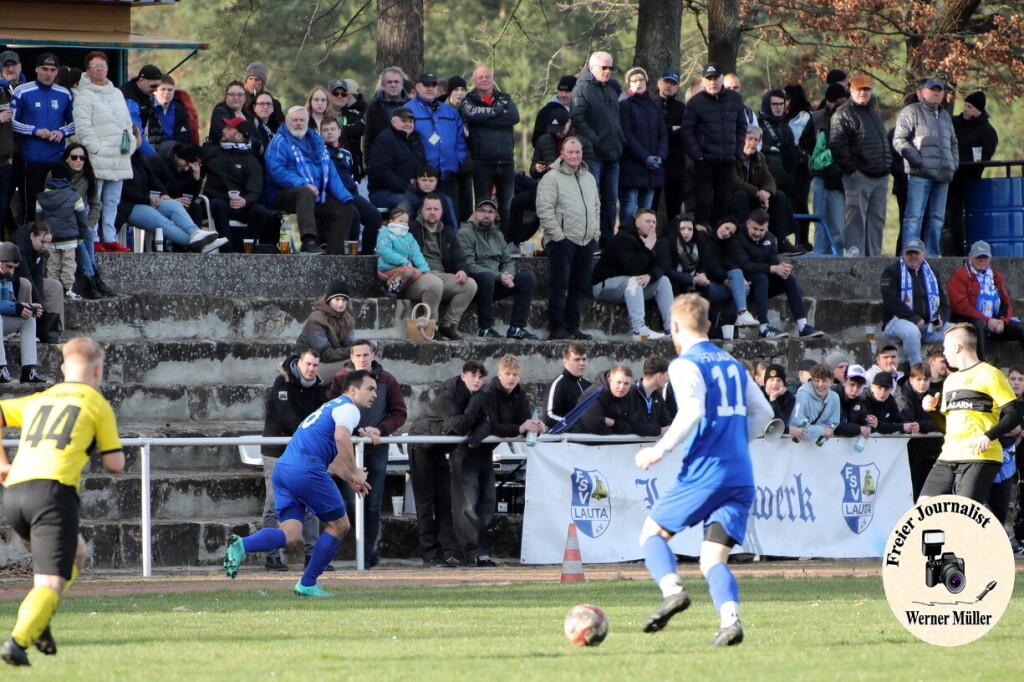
{"left": 968, "top": 262, "right": 1000, "bottom": 319}
{"left": 900, "top": 259, "right": 940, "bottom": 327}
{"left": 280, "top": 131, "right": 332, "bottom": 204}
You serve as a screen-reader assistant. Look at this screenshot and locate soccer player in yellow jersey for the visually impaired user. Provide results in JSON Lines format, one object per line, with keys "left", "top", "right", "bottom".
{"left": 0, "top": 337, "right": 124, "bottom": 667}
{"left": 920, "top": 323, "right": 1020, "bottom": 503}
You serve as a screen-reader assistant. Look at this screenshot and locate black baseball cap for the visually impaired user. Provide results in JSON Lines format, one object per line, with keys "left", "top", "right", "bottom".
{"left": 36, "top": 53, "right": 59, "bottom": 68}
{"left": 416, "top": 73, "right": 438, "bottom": 85}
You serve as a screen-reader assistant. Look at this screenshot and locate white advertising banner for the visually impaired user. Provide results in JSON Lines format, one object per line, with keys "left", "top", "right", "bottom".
{"left": 521, "top": 438, "right": 914, "bottom": 563}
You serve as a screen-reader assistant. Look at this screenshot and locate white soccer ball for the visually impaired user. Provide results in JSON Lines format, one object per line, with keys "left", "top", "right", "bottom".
{"left": 563, "top": 604, "right": 609, "bottom": 647}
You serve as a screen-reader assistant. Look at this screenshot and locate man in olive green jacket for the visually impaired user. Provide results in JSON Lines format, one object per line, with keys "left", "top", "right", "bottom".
{"left": 535, "top": 136, "right": 600, "bottom": 340}
{"left": 457, "top": 198, "right": 538, "bottom": 339}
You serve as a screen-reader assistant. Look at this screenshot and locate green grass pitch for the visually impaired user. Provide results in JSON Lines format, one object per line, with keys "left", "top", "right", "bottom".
{"left": 2, "top": 575, "right": 1021, "bottom": 679}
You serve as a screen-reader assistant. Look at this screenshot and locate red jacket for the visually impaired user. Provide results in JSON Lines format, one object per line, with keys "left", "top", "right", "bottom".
{"left": 947, "top": 263, "right": 1014, "bottom": 322}
{"left": 327, "top": 360, "right": 407, "bottom": 436}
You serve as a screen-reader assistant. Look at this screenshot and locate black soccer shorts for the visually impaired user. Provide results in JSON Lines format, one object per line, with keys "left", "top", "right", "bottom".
{"left": 4, "top": 479, "right": 81, "bottom": 579}
{"left": 919, "top": 460, "right": 1000, "bottom": 503}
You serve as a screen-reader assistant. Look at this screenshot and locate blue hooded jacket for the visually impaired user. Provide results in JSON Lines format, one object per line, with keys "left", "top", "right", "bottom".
{"left": 405, "top": 94, "right": 465, "bottom": 179}
{"left": 264, "top": 125, "right": 353, "bottom": 209}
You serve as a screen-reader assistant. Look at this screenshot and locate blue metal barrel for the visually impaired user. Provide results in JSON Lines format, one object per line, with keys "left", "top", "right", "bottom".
{"left": 964, "top": 177, "right": 1024, "bottom": 257}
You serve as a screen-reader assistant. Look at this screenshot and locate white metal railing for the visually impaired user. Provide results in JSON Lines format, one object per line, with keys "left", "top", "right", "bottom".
{"left": 1, "top": 433, "right": 942, "bottom": 577}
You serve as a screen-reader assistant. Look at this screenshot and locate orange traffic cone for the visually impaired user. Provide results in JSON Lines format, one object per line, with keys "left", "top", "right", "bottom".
{"left": 560, "top": 523, "right": 585, "bottom": 582}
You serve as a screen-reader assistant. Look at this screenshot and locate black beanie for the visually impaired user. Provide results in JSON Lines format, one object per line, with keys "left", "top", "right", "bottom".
{"left": 964, "top": 91, "right": 986, "bottom": 113}
{"left": 325, "top": 278, "right": 350, "bottom": 301}
{"left": 826, "top": 69, "right": 847, "bottom": 84}
{"left": 825, "top": 82, "right": 848, "bottom": 103}
{"left": 447, "top": 75, "right": 467, "bottom": 92}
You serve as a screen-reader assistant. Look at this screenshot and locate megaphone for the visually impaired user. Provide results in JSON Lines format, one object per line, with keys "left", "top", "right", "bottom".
{"left": 762, "top": 418, "right": 786, "bottom": 444}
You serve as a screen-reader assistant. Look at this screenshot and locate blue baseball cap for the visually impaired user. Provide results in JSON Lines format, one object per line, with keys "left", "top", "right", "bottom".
{"left": 660, "top": 69, "right": 680, "bottom": 84}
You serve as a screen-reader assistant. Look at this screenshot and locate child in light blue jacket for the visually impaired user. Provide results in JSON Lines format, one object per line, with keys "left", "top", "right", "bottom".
{"left": 376, "top": 208, "right": 430, "bottom": 272}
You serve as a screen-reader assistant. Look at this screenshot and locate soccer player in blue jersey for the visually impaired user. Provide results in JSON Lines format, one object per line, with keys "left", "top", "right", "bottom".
{"left": 635, "top": 293, "right": 774, "bottom": 646}
{"left": 223, "top": 370, "right": 375, "bottom": 597}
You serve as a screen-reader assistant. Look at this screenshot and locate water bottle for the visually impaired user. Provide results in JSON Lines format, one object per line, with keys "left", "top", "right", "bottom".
{"left": 525, "top": 407, "right": 542, "bottom": 447}
{"left": 154, "top": 227, "right": 164, "bottom": 252}
{"left": 853, "top": 434, "right": 868, "bottom": 453}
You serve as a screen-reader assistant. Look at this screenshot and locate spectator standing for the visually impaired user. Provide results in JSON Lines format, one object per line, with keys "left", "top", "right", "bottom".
{"left": 783, "top": 83, "right": 813, "bottom": 216}
{"left": 617, "top": 68, "right": 667, "bottom": 223}
{"left": 456, "top": 355, "right": 545, "bottom": 566}
{"left": 591, "top": 208, "right": 672, "bottom": 341}
{"left": 406, "top": 73, "right": 466, "bottom": 213}
{"left": 927, "top": 344, "right": 949, "bottom": 395}
{"left": 408, "top": 361, "right": 489, "bottom": 567}
{"left": 295, "top": 278, "right": 356, "bottom": 382}
{"left": 864, "top": 344, "right": 905, "bottom": 388}
{"left": 327, "top": 79, "right": 367, "bottom": 179}
{"left": 681, "top": 65, "right": 747, "bottom": 227}
{"left": 363, "top": 67, "right": 411, "bottom": 165}
{"left": 880, "top": 237, "right": 950, "bottom": 365}
{"left": 801, "top": 83, "right": 848, "bottom": 254}
{"left": 729, "top": 209, "right": 824, "bottom": 339}
{"left": 260, "top": 351, "right": 327, "bottom": 571}
{"left": 893, "top": 78, "right": 958, "bottom": 257}
{"left": 543, "top": 343, "right": 591, "bottom": 427}
{"left": 34, "top": 163, "right": 86, "bottom": 297}
{"left": 898, "top": 362, "right": 943, "bottom": 499}
{"left": 536, "top": 136, "right": 599, "bottom": 341}
{"left": 460, "top": 66, "right": 519, "bottom": 228}
{"left": 119, "top": 64, "right": 161, "bottom": 157}
{"left": 367, "top": 107, "right": 426, "bottom": 210}
{"left": 829, "top": 75, "right": 891, "bottom": 257}
{"left": 946, "top": 240, "right": 1024, "bottom": 361}
{"left": 570, "top": 52, "right": 626, "bottom": 247}
{"left": 457, "top": 199, "right": 539, "bottom": 340}
{"left": 651, "top": 69, "right": 687, "bottom": 221}
{"left": 11, "top": 53, "right": 74, "bottom": 221}
{"left": 409, "top": 194, "right": 478, "bottom": 340}
{"left": 201, "top": 118, "right": 273, "bottom": 252}
{"left": 531, "top": 75, "right": 575, "bottom": 147}
{"left": 757, "top": 89, "right": 797, "bottom": 201}
{"left": 265, "top": 107, "right": 355, "bottom": 255}
{"left": 0, "top": 241, "right": 44, "bottom": 383}
{"left": 328, "top": 340, "right": 408, "bottom": 569}
{"left": 0, "top": 51, "right": 19, "bottom": 234}
{"left": 636, "top": 356, "right": 672, "bottom": 436}
{"left": 946, "top": 92, "right": 998, "bottom": 256}
{"left": 862, "top": 372, "right": 918, "bottom": 435}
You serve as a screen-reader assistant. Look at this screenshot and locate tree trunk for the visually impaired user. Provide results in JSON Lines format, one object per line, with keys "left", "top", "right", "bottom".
{"left": 633, "top": 0, "right": 683, "bottom": 79}
{"left": 376, "top": 0, "right": 424, "bottom": 79}
{"left": 906, "top": 0, "right": 982, "bottom": 79}
{"left": 706, "top": 0, "right": 741, "bottom": 74}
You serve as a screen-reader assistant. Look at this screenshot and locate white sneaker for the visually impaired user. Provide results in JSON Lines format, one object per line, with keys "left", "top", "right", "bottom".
{"left": 65, "top": 288, "right": 81, "bottom": 300}
{"left": 201, "top": 237, "right": 230, "bottom": 253}
{"left": 633, "top": 325, "right": 666, "bottom": 342}
{"left": 189, "top": 229, "right": 220, "bottom": 246}
{"left": 735, "top": 311, "right": 758, "bottom": 327}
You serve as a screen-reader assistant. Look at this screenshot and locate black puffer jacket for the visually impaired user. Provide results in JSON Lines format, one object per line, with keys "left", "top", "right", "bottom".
{"left": 569, "top": 69, "right": 625, "bottom": 162}
{"left": 460, "top": 88, "right": 519, "bottom": 165}
{"left": 681, "top": 88, "right": 747, "bottom": 162}
{"left": 261, "top": 356, "right": 328, "bottom": 458}
{"left": 11, "top": 224, "right": 47, "bottom": 306}
{"left": 409, "top": 374, "right": 489, "bottom": 441}
{"left": 591, "top": 219, "right": 668, "bottom": 284}
{"left": 367, "top": 125, "right": 426, "bottom": 194}
{"left": 362, "top": 90, "right": 409, "bottom": 162}
{"left": 147, "top": 141, "right": 202, "bottom": 199}
{"left": 574, "top": 370, "right": 662, "bottom": 437}
{"left": 829, "top": 99, "right": 891, "bottom": 177}
{"left": 729, "top": 227, "right": 780, "bottom": 277}
{"left": 201, "top": 141, "right": 264, "bottom": 205}
{"left": 663, "top": 226, "right": 729, "bottom": 291}
{"left": 473, "top": 376, "right": 532, "bottom": 454}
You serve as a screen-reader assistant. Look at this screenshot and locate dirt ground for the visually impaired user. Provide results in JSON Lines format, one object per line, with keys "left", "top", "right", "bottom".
{"left": 0, "top": 559, "right": 888, "bottom": 598}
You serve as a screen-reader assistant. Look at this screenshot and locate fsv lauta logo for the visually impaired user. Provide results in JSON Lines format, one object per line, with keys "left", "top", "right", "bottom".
{"left": 570, "top": 468, "right": 611, "bottom": 538}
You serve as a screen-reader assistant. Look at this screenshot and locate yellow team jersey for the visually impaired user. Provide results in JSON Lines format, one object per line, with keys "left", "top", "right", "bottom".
{"left": 0, "top": 382, "right": 121, "bottom": 490}
{"left": 939, "top": 362, "right": 1018, "bottom": 463}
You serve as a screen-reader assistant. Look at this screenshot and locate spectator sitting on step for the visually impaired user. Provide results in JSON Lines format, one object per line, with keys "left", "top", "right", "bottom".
{"left": 367, "top": 106, "right": 426, "bottom": 211}
{"left": 201, "top": 116, "right": 273, "bottom": 253}
{"left": 377, "top": 207, "right": 447, "bottom": 330}
{"left": 661, "top": 213, "right": 749, "bottom": 319}
{"left": 573, "top": 365, "right": 662, "bottom": 437}
{"left": 880, "top": 236, "right": 950, "bottom": 365}
{"left": 862, "top": 372, "right": 919, "bottom": 436}
{"left": 328, "top": 339, "right": 408, "bottom": 570}
{"left": 320, "top": 115, "right": 380, "bottom": 255}
{"left": 864, "top": 343, "right": 905, "bottom": 389}
{"left": 946, "top": 240, "right": 1024, "bottom": 362}
{"left": 10, "top": 221, "right": 64, "bottom": 341}
{"left": 704, "top": 217, "right": 759, "bottom": 328}
{"left": 295, "top": 278, "right": 356, "bottom": 382}
{"left": 788, "top": 363, "right": 838, "bottom": 443}
{"left": 264, "top": 106, "right": 355, "bottom": 255}
{"left": 591, "top": 208, "right": 673, "bottom": 342}
{"left": 118, "top": 126, "right": 228, "bottom": 253}
{"left": 147, "top": 140, "right": 203, "bottom": 225}
{"left": 457, "top": 198, "right": 539, "bottom": 340}
{"left": 543, "top": 342, "right": 591, "bottom": 428}
{"left": 731, "top": 125, "right": 804, "bottom": 256}
{"left": 259, "top": 349, "right": 327, "bottom": 571}
{"left": 763, "top": 363, "right": 795, "bottom": 430}
{"left": 398, "top": 165, "right": 458, "bottom": 232}
{"left": 0, "top": 241, "right": 45, "bottom": 383}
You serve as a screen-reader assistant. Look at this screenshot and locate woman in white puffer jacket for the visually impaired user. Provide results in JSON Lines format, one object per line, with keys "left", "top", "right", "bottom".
{"left": 73, "top": 50, "right": 136, "bottom": 251}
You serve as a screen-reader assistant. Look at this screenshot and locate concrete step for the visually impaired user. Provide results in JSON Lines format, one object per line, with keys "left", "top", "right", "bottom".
{"left": 94, "top": 252, "right": 1024, "bottom": 302}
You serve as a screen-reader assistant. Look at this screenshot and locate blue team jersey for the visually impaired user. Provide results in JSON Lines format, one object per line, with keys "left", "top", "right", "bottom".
{"left": 675, "top": 341, "right": 753, "bottom": 489}
{"left": 278, "top": 395, "right": 361, "bottom": 470}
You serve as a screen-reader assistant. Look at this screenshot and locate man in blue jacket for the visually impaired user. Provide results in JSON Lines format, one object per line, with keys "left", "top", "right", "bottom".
{"left": 265, "top": 107, "right": 354, "bottom": 255}
{"left": 11, "top": 54, "right": 73, "bottom": 221}
{"left": 405, "top": 73, "right": 466, "bottom": 217}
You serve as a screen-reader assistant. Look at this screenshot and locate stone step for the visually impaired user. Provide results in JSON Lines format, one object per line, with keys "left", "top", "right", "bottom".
{"left": 93, "top": 252, "right": 1024, "bottom": 301}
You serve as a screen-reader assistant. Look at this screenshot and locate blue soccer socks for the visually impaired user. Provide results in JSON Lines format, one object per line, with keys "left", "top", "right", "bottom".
{"left": 301, "top": 532, "right": 341, "bottom": 587}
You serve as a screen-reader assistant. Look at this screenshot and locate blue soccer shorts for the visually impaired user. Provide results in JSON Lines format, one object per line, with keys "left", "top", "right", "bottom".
{"left": 650, "top": 482, "right": 755, "bottom": 546}
{"left": 271, "top": 461, "right": 347, "bottom": 524}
